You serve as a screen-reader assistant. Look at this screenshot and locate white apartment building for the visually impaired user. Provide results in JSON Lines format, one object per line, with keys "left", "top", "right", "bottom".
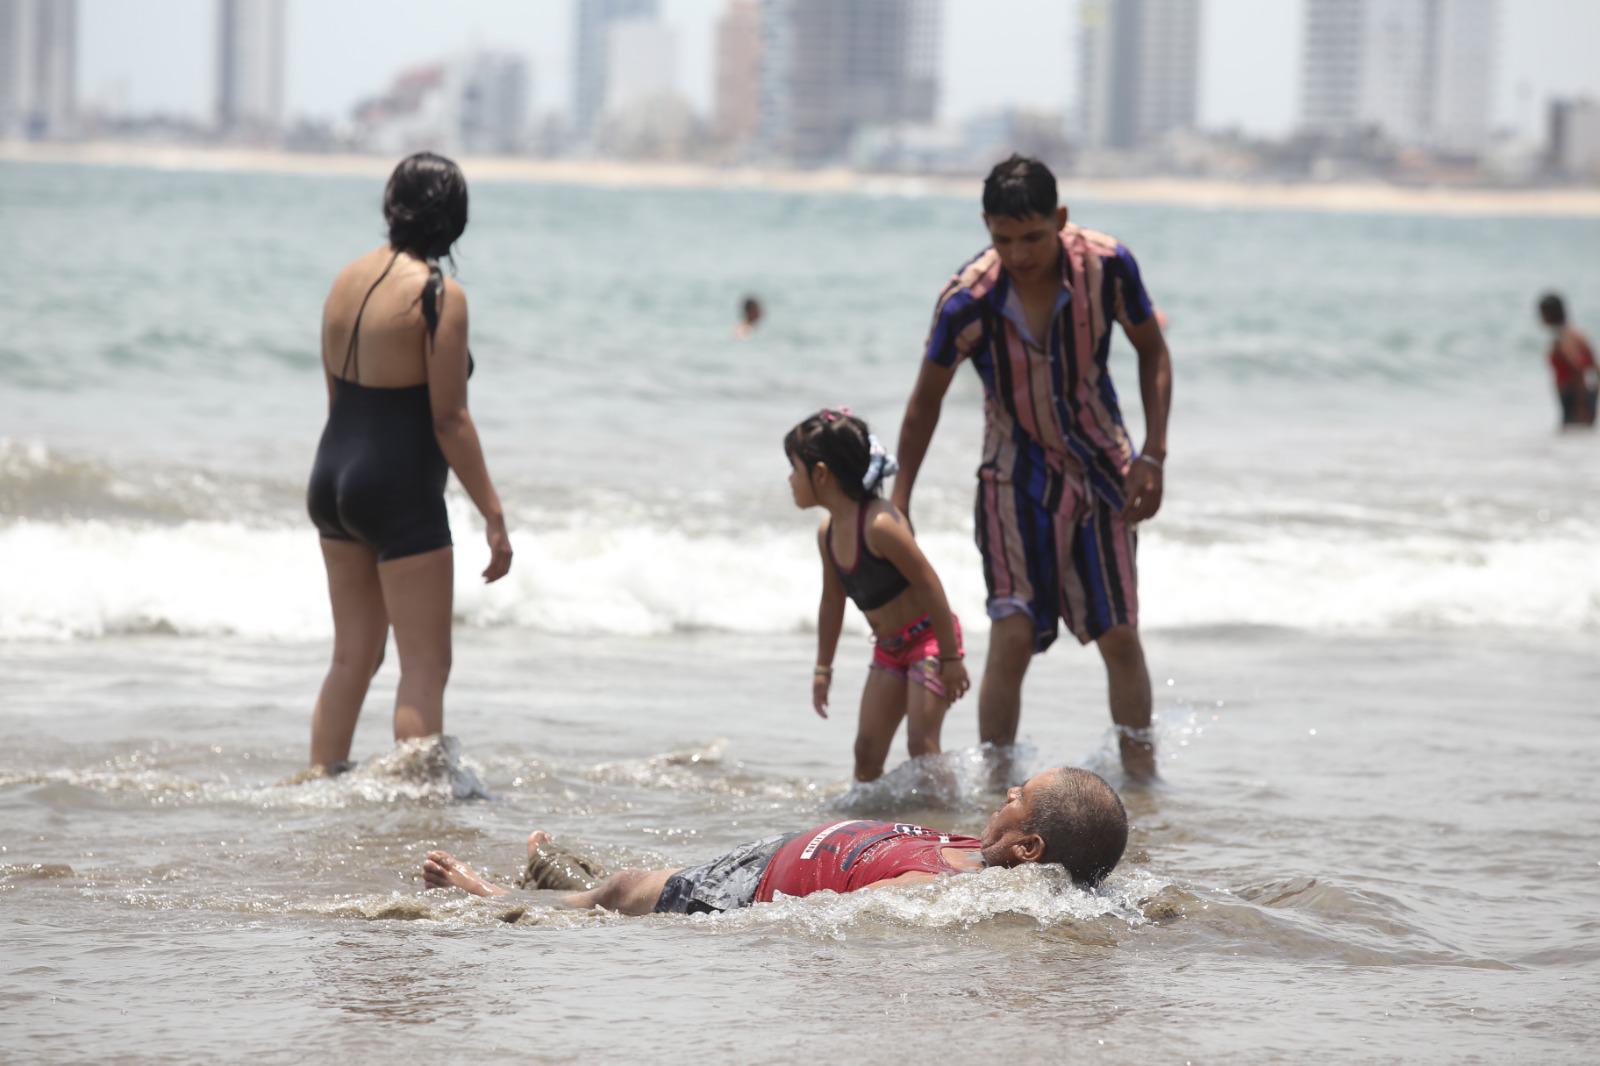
{"left": 1301, "top": 0, "right": 1497, "bottom": 154}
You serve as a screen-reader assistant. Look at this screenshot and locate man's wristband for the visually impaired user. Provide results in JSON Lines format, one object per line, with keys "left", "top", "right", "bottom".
{"left": 1136, "top": 453, "right": 1164, "bottom": 471}
{"left": 813, "top": 665, "right": 833, "bottom": 676}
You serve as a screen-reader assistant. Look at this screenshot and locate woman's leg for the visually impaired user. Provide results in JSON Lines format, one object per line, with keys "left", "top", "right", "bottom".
{"left": 904, "top": 664, "right": 951, "bottom": 758}
{"left": 854, "top": 667, "right": 909, "bottom": 782}
{"left": 311, "top": 538, "right": 389, "bottom": 767}
{"left": 377, "top": 546, "right": 454, "bottom": 743}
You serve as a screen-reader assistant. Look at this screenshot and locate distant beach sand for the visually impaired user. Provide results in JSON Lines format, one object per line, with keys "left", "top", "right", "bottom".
{"left": 6, "top": 140, "right": 1600, "bottom": 218}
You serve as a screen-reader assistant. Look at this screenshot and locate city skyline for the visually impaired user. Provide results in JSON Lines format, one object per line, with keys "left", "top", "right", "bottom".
{"left": 71, "top": 0, "right": 1600, "bottom": 146}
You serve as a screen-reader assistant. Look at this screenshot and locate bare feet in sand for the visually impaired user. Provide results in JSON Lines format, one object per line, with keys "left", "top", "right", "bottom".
{"left": 422, "top": 850, "right": 508, "bottom": 897}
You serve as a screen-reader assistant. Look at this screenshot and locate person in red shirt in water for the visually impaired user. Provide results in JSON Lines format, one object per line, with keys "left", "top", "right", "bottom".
{"left": 1539, "top": 293, "right": 1598, "bottom": 428}
{"left": 422, "top": 767, "right": 1128, "bottom": 915}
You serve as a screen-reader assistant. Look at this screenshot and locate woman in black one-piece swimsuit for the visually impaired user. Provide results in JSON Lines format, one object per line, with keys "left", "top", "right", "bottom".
{"left": 304, "top": 152, "right": 513, "bottom": 772}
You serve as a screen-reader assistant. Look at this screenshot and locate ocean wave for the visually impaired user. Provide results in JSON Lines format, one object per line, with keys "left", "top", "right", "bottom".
{"left": 1, "top": 504, "right": 1593, "bottom": 640}
{"left": 0, "top": 736, "right": 488, "bottom": 808}
{"left": 0, "top": 438, "right": 293, "bottom": 523}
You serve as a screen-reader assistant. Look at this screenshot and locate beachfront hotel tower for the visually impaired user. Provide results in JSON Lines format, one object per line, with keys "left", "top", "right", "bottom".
{"left": 215, "top": 0, "right": 286, "bottom": 139}
{"left": 757, "top": 0, "right": 940, "bottom": 164}
{"left": 714, "top": 0, "right": 761, "bottom": 148}
{"left": 604, "top": 18, "right": 677, "bottom": 117}
{"left": 1300, "top": 0, "right": 1497, "bottom": 155}
{"left": 0, "top": 0, "right": 77, "bottom": 140}
{"left": 573, "top": 0, "right": 658, "bottom": 138}
{"left": 1077, "top": 0, "right": 1201, "bottom": 151}
{"left": 1424, "top": 0, "right": 1496, "bottom": 155}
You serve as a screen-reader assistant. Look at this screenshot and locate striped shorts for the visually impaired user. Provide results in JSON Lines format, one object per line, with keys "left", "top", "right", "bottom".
{"left": 975, "top": 472, "right": 1138, "bottom": 651}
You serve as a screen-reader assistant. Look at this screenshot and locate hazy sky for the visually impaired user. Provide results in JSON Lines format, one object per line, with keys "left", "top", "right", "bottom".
{"left": 80, "top": 0, "right": 1600, "bottom": 141}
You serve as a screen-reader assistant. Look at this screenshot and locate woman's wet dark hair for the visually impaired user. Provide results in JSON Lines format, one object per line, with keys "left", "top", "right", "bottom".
{"left": 382, "top": 152, "right": 467, "bottom": 334}
{"left": 384, "top": 152, "right": 468, "bottom": 260}
{"left": 784, "top": 409, "right": 876, "bottom": 502}
{"left": 1539, "top": 292, "right": 1567, "bottom": 326}
{"left": 982, "top": 153, "right": 1059, "bottom": 220}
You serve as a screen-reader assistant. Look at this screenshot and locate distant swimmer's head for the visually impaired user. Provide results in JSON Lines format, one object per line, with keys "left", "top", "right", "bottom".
{"left": 384, "top": 152, "right": 469, "bottom": 261}
{"left": 982, "top": 154, "right": 1068, "bottom": 283}
{"left": 980, "top": 767, "right": 1128, "bottom": 888}
{"left": 1539, "top": 292, "right": 1567, "bottom": 328}
{"left": 784, "top": 409, "right": 896, "bottom": 506}
{"left": 742, "top": 295, "right": 763, "bottom": 326}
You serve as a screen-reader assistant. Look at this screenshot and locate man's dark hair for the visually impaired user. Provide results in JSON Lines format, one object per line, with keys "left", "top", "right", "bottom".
{"left": 1024, "top": 767, "right": 1128, "bottom": 887}
{"left": 982, "top": 154, "right": 1058, "bottom": 220}
{"left": 1539, "top": 292, "right": 1567, "bottom": 326}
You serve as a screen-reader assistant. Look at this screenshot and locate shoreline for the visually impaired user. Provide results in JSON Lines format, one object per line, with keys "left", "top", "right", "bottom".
{"left": 6, "top": 139, "right": 1600, "bottom": 218}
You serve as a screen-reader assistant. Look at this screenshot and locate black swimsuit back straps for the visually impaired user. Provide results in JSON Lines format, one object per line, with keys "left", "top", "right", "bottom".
{"left": 340, "top": 249, "right": 402, "bottom": 383}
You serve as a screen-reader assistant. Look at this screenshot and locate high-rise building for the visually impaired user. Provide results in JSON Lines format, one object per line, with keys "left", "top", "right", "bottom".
{"left": 458, "top": 52, "right": 531, "bottom": 155}
{"left": 215, "top": 0, "right": 286, "bottom": 137}
{"left": 573, "top": 0, "right": 657, "bottom": 137}
{"left": 0, "top": 0, "right": 77, "bottom": 140}
{"left": 1425, "top": 0, "right": 1495, "bottom": 155}
{"left": 1300, "top": 0, "right": 1497, "bottom": 154}
{"left": 1078, "top": 0, "right": 1201, "bottom": 151}
{"left": 604, "top": 19, "right": 677, "bottom": 116}
{"left": 714, "top": 0, "right": 761, "bottom": 146}
{"left": 1548, "top": 98, "right": 1600, "bottom": 180}
{"left": 1299, "top": 0, "right": 1365, "bottom": 135}
{"left": 758, "top": 0, "right": 941, "bottom": 164}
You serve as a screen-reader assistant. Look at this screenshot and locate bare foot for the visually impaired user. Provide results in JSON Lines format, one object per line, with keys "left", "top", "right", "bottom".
{"left": 527, "top": 829, "right": 552, "bottom": 858}
{"left": 1119, "top": 736, "right": 1160, "bottom": 785}
{"left": 421, "top": 850, "right": 508, "bottom": 897}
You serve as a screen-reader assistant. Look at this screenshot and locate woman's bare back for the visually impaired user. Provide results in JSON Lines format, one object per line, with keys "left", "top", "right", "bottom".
{"left": 322, "top": 246, "right": 436, "bottom": 388}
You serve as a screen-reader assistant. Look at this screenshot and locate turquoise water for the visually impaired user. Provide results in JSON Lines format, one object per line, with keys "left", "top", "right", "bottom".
{"left": 3, "top": 162, "right": 1597, "bottom": 638}
{"left": 2, "top": 160, "right": 1599, "bottom": 1063}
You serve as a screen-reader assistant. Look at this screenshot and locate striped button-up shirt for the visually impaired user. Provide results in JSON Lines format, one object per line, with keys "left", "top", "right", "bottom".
{"left": 924, "top": 224, "right": 1154, "bottom": 513}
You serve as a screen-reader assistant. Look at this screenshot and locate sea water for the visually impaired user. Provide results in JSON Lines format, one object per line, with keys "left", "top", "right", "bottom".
{"left": 2, "top": 161, "right": 1598, "bottom": 1063}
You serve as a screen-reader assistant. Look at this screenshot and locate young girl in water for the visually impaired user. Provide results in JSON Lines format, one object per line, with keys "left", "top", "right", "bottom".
{"left": 785, "top": 409, "right": 970, "bottom": 781}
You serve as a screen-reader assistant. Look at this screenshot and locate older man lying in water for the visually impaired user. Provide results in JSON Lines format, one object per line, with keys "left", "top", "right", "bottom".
{"left": 423, "top": 767, "right": 1128, "bottom": 915}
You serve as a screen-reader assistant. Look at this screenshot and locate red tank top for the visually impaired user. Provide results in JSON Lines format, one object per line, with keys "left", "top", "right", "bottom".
{"left": 1550, "top": 333, "right": 1597, "bottom": 389}
{"left": 755, "top": 820, "right": 981, "bottom": 902}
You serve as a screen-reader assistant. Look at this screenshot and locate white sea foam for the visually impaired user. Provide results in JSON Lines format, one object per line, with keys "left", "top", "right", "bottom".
{"left": 0, "top": 735, "right": 488, "bottom": 807}
{"left": 708, "top": 862, "right": 1171, "bottom": 937}
{"left": 3, "top": 504, "right": 1594, "bottom": 640}
{"left": 317, "top": 866, "right": 1178, "bottom": 936}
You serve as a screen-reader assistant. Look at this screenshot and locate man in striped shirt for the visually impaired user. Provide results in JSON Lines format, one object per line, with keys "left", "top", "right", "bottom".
{"left": 891, "top": 156, "right": 1172, "bottom": 782}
